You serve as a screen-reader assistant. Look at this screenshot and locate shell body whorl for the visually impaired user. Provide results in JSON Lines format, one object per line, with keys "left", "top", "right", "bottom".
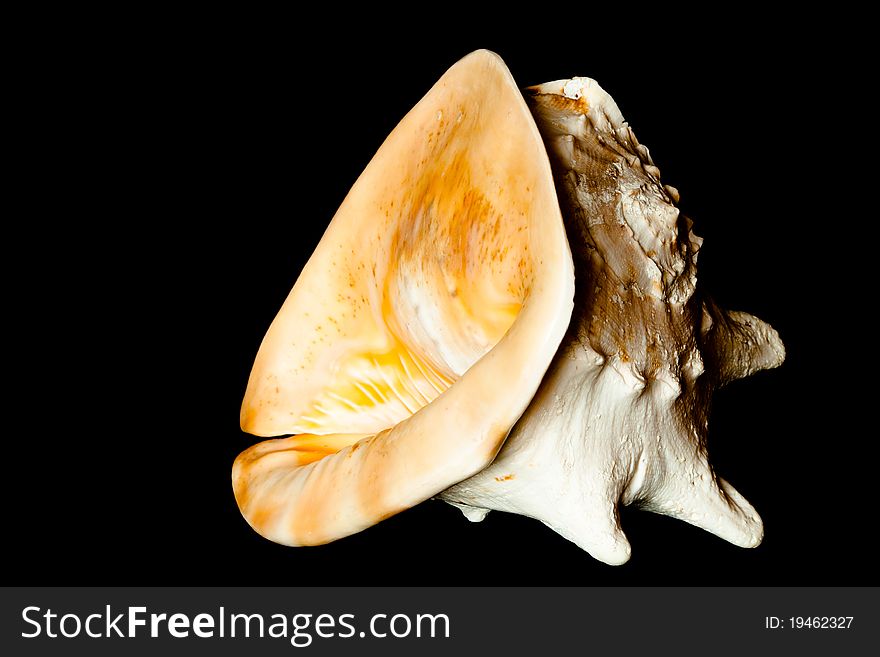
{"left": 439, "top": 77, "right": 783, "bottom": 564}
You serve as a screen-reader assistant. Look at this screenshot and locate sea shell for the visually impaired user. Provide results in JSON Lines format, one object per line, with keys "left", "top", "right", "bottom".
{"left": 233, "top": 50, "right": 784, "bottom": 564}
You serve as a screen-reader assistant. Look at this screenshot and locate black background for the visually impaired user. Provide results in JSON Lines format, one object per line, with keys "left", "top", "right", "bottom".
{"left": 15, "top": 14, "right": 871, "bottom": 585}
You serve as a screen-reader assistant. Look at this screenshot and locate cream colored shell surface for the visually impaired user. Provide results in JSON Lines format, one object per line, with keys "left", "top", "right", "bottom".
{"left": 234, "top": 50, "right": 575, "bottom": 546}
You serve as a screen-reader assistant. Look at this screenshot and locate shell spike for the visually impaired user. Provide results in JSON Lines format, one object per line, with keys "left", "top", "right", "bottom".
{"left": 702, "top": 302, "right": 785, "bottom": 386}
{"left": 542, "top": 492, "right": 631, "bottom": 566}
{"left": 649, "top": 469, "right": 764, "bottom": 550}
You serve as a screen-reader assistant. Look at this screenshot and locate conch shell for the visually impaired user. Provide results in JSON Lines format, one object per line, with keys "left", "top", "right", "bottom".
{"left": 233, "top": 50, "right": 784, "bottom": 564}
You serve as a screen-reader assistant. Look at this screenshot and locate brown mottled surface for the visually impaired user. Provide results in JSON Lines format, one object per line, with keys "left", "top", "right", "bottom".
{"left": 526, "top": 88, "right": 704, "bottom": 383}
